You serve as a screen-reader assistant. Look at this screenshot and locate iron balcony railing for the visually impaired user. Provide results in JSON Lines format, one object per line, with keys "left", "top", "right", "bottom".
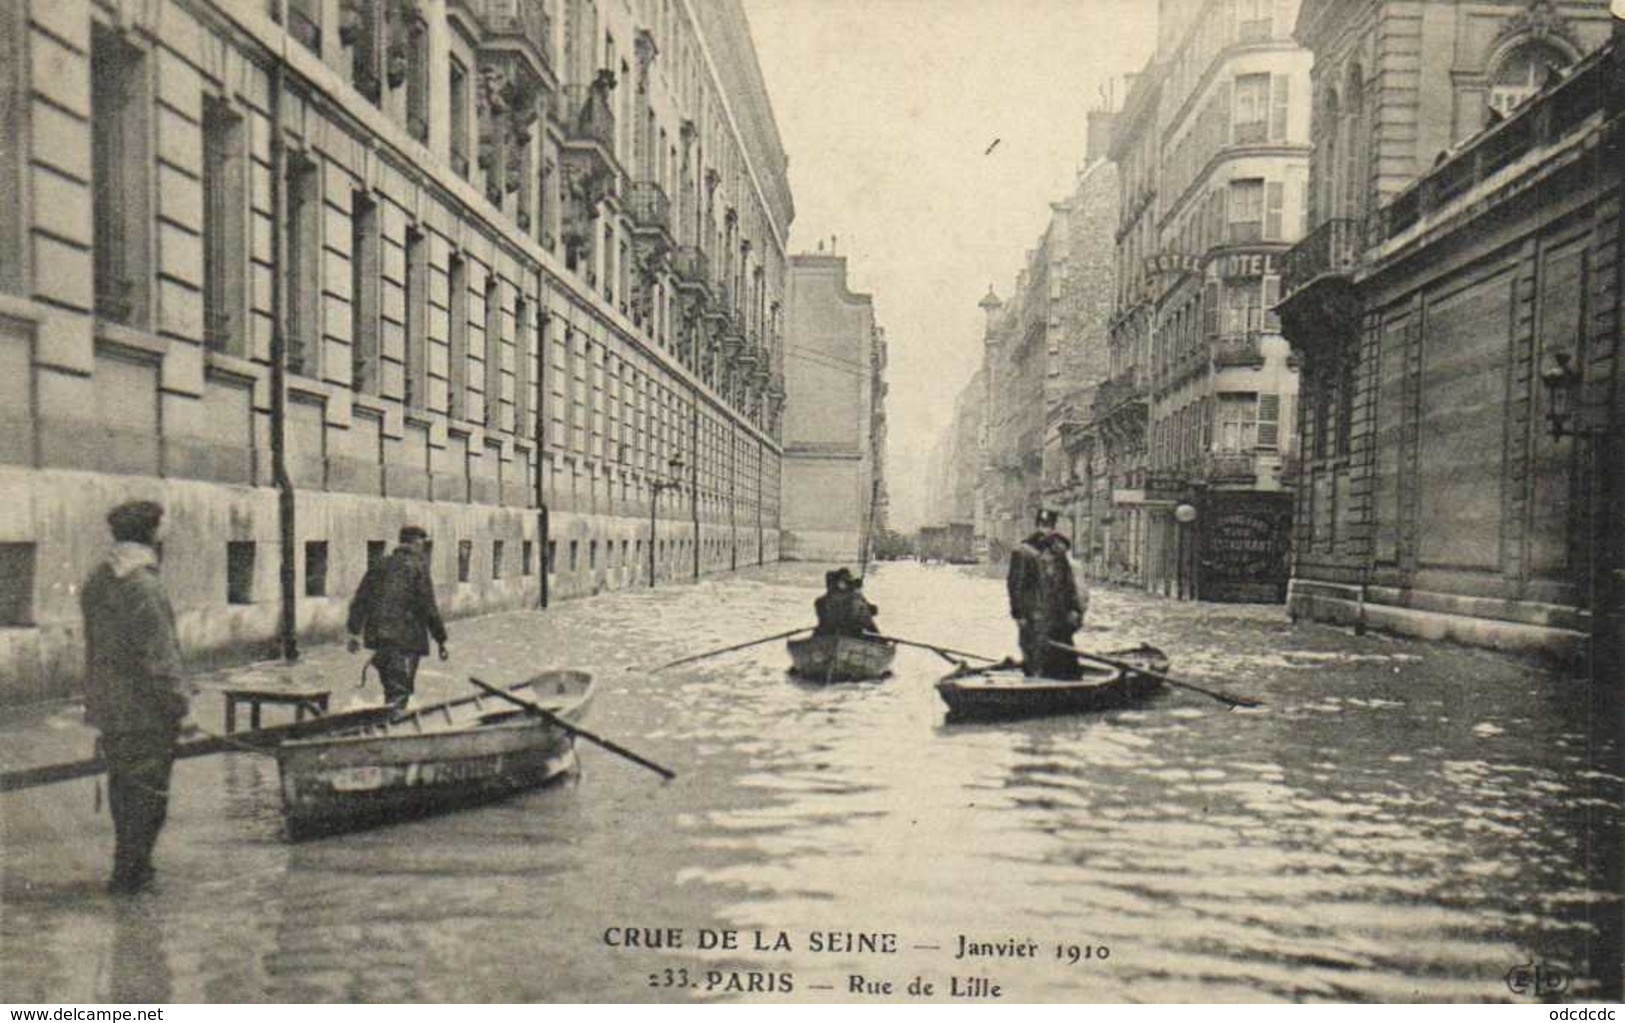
{"left": 1212, "top": 332, "right": 1266, "bottom": 368}
{"left": 626, "top": 181, "right": 672, "bottom": 235}
{"left": 1281, "top": 217, "right": 1362, "bottom": 297}
{"left": 479, "top": 0, "right": 554, "bottom": 71}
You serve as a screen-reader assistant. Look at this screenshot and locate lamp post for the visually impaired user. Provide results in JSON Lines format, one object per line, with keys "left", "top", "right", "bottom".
{"left": 1173, "top": 500, "right": 1198, "bottom": 602}
{"left": 650, "top": 454, "right": 685, "bottom": 588}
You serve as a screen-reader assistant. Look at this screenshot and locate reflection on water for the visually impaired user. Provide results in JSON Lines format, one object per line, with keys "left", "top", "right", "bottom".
{"left": 1, "top": 562, "right": 1618, "bottom": 1002}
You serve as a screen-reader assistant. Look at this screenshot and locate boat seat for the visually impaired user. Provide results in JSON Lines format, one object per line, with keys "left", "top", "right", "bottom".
{"left": 222, "top": 687, "right": 331, "bottom": 734}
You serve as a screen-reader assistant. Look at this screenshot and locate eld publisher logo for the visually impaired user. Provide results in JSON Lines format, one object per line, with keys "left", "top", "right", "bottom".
{"left": 1505, "top": 961, "right": 1571, "bottom": 997}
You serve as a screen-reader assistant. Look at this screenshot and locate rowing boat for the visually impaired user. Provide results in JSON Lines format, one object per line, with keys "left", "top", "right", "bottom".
{"left": 276, "top": 670, "right": 593, "bottom": 839}
{"left": 787, "top": 634, "right": 896, "bottom": 682}
{"left": 935, "top": 644, "right": 1170, "bottom": 721}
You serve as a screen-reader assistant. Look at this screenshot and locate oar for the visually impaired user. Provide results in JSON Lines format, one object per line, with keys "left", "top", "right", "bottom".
{"left": 646, "top": 627, "right": 812, "bottom": 672}
{"left": 862, "top": 632, "right": 1003, "bottom": 665}
{"left": 1046, "top": 641, "right": 1263, "bottom": 709}
{"left": 0, "top": 703, "right": 397, "bottom": 793}
{"left": 468, "top": 676, "right": 675, "bottom": 781}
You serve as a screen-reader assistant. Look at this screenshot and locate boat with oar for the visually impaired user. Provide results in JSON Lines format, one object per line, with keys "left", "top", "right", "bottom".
{"left": 935, "top": 644, "right": 1170, "bottom": 722}
{"left": 276, "top": 670, "right": 593, "bottom": 839}
{"left": 787, "top": 634, "right": 897, "bottom": 683}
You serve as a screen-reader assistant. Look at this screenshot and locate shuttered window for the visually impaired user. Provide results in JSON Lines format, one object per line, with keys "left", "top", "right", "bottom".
{"left": 1258, "top": 393, "right": 1282, "bottom": 449}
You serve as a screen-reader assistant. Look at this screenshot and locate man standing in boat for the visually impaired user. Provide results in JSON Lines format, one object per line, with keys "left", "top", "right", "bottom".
{"left": 1007, "top": 510, "right": 1084, "bottom": 677}
{"left": 81, "top": 499, "right": 190, "bottom": 894}
{"left": 347, "top": 525, "right": 449, "bottom": 710}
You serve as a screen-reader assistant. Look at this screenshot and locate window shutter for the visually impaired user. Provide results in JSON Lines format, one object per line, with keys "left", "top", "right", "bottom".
{"left": 1271, "top": 73, "right": 1290, "bottom": 141}
{"left": 1265, "top": 181, "right": 1285, "bottom": 240}
{"left": 1258, "top": 393, "right": 1281, "bottom": 449}
{"left": 1263, "top": 274, "right": 1281, "bottom": 331}
{"left": 1203, "top": 281, "right": 1220, "bottom": 337}
{"left": 1218, "top": 80, "right": 1233, "bottom": 146}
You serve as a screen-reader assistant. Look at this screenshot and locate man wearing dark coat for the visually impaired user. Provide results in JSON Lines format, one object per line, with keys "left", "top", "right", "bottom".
{"left": 347, "top": 525, "right": 448, "bottom": 709}
{"left": 81, "top": 500, "right": 190, "bottom": 894}
{"left": 839, "top": 569, "right": 879, "bottom": 636}
{"left": 813, "top": 568, "right": 880, "bottom": 637}
{"left": 1007, "top": 510, "right": 1084, "bottom": 677}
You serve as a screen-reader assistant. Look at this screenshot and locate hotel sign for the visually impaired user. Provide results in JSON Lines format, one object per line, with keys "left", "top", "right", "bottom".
{"left": 1142, "top": 253, "right": 1204, "bottom": 276}
{"left": 1216, "top": 251, "right": 1278, "bottom": 279}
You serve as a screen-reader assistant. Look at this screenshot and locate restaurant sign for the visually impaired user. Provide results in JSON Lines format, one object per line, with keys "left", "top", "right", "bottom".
{"left": 1195, "top": 492, "right": 1292, "bottom": 603}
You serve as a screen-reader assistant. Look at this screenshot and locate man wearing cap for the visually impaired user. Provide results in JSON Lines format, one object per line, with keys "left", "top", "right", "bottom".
{"left": 347, "top": 525, "right": 449, "bottom": 710}
{"left": 81, "top": 500, "right": 189, "bottom": 894}
{"left": 838, "top": 568, "right": 879, "bottom": 636}
{"left": 1007, "top": 510, "right": 1084, "bottom": 677}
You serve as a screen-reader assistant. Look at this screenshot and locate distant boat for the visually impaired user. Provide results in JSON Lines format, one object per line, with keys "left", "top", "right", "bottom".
{"left": 276, "top": 670, "right": 593, "bottom": 839}
{"left": 935, "top": 645, "right": 1169, "bottom": 721}
{"left": 787, "top": 634, "right": 896, "bottom": 683}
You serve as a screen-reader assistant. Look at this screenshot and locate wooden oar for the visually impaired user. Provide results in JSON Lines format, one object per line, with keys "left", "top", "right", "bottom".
{"left": 646, "top": 626, "right": 812, "bottom": 672}
{"left": 1046, "top": 640, "right": 1263, "bottom": 709}
{"left": 468, "top": 676, "right": 675, "bottom": 781}
{"left": 0, "top": 703, "right": 396, "bottom": 793}
{"left": 862, "top": 632, "right": 1003, "bottom": 665}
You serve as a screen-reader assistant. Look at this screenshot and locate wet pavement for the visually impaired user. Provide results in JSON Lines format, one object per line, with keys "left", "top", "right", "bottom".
{"left": 1, "top": 560, "right": 1619, "bottom": 1003}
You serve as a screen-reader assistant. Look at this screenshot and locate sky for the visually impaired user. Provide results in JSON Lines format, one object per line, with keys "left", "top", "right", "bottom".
{"left": 740, "top": 0, "right": 1158, "bottom": 531}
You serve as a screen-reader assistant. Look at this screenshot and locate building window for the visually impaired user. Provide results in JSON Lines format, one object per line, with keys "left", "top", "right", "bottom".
{"left": 589, "top": 539, "right": 597, "bottom": 570}
{"left": 404, "top": 21, "right": 428, "bottom": 143}
{"left": 1488, "top": 42, "right": 1569, "bottom": 118}
{"left": 1236, "top": 0, "right": 1272, "bottom": 42}
{"left": 448, "top": 254, "right": 469, "bottom": 418}
{"left": 202, "top": 98, "right": 245, "bottom": 353}
{"left": 514, "top": 297, "right": 531, "bottom": 438}
{"left": 457, "top": 539, "right": 472, "bottom": 582}
{"left": 285, "top": 154, "right": 321, "bottom": 376}
{"left": 449, "top": 59, "right": 470, "bottom": 178}
{"left": 1257, "top": 393, "right": 1282, "bottom": 450}
{"left": 484, "top": 275, "right": 503, "bottom": 429}
{"left": 226, "top": 541, "right": 255, "bottom": 604}
{"left": 569, "top": 539, "right": 578, "bottom": 572}
{"left": 304, "top": 541, "right": 328, "bottom": 597}
{"left": 0, "top": 543, "right": 36, "bottom": 626}
{"left": 547, "top": 539, "right": 556, "bottom": 574}
{"left": 349, "top": 191, "right": 379, "bottom": 392}
{"left": 492, "top": 539, "right": 504, "bottom": 579}
{"left": 92, "top": 25, "right": 149, "bottom": 326}
{"left": 404, "top": 226, "right": 427, "bottom": 409}
{"left": 287, "top": 0, "right": 322, "bottom": 52}
{"left": 1217, "top": 393, "right": 1259, "bottom": 454}
{"left": 1234, "top": 74, "right": 1270, "bottom": 143}
{"left": 343, "top": 0, "right": 382, "bottom": 103}
{"left": 367, "top": 539, "right": 386, "bottom": 569}
{"left": 522, "top": 540, "right": 533, "bottom": 576}
{"left": 1228, "top": 179, "right": 1264, "bottom": 244}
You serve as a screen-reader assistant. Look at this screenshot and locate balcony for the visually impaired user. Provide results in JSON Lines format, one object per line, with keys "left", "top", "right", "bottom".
{"left": 1281, "top": 218, "right": 1361, "bottom": 298}
{"left": 563, "top": 77, "right": 617, "bottom": 153}
{"left": 627, "top": 181, "right": 673, "bottom": 242}
{"left": 474, "top": 0, "right": 556, "bottom": 87}
{"left": 1276, "top": 218, "right": 1363, "bottom": 360}
{"left": 1212, "top": 333, "right": 1265, "bottom": 369}
{"left": 1204, "top": 453, "right": 1260, "bottom": 484}
{"left": 672, "top": 246, "right": 710, "bottom": 296}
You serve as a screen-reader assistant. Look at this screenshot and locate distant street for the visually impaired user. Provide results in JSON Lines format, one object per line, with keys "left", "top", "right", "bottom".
{"left": 2, "top": 561, "right": 1619, "bottom": 1002}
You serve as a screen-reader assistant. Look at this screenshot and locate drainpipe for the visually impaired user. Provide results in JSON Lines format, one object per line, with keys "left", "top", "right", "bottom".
{"left": 269, "top": 49, "right": 298, "bottom": 662}
{"left": 536, "top": 307, "right": 550, "bottom": 609}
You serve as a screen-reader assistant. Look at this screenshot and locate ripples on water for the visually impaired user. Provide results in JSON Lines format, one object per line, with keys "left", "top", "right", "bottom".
{"left": 1, "top": 562, "right": 1619, "bottom": 1002}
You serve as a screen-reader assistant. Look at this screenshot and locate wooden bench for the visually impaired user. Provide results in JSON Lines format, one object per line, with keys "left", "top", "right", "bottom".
{"left": 223, "top": 687, "right": 332, "bottom": 734}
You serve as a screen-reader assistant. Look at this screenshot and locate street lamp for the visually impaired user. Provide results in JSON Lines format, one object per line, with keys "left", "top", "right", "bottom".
{"left": 1173, "top": 501, "right": 1198, "bottom": 602}
{"left": 649, "top": 454, "right": 685, "bottom": 588}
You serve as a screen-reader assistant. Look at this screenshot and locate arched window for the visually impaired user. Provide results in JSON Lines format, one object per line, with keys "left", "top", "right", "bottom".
{"left": 1488, "top": 41, "right": 1569, "bottom": 117}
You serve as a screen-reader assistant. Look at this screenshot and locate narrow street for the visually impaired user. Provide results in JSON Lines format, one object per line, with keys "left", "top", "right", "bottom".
{"left": 1, "top": 561, "right": 1619, "bottom": 1002}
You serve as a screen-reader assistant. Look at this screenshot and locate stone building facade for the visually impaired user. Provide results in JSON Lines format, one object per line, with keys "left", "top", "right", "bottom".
{"left": 1278, "top": 0, "right": 1620, "bottom": 662}
{"left": 0, "top": 0, "right": 792, "bottom": 701}
{"left": 1104, "top": 0, "right": 1311, "bottom": 602}
{"left": 779, "top": 253, "right": 888, "bottom": 564}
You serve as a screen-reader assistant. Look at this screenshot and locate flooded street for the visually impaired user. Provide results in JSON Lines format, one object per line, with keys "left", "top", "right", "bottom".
{"left": 2, "top": 561, "right": 1619, "bottom": 1003}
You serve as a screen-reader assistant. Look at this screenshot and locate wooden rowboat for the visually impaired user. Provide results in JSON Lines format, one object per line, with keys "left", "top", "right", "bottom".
{"left": 935, "top": 645, "right": 1170, "bottom": 722}
{"left": 276, "top": 670, "right": 593, "bottom": 839}
{"left": 787, "top": 634, "right": 896, "bottom": 682}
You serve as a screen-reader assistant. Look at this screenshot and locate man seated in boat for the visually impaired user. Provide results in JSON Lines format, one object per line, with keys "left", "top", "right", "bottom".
{"left": 812, "top": 568, "right": 879, "bottom": 638}
{"left": 1007, "top": 510, "right": 1084, "bottom": 678}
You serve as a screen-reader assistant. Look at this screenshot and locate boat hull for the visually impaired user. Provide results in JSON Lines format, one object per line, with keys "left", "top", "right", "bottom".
{"left": 276, "top": 671, "right": 591, "bottom": 839}
{"left": 787, "top": 634, "right": 896, "bottom": 682}
{"left": 935, "top": 646, "right": 1169, "bottom": 721}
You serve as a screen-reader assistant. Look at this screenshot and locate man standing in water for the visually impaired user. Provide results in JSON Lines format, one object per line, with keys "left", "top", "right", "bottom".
{"left": 347, "top": 525, "right": 449, "bottom": 710}
{"left": 1007, "top": 510, "right": 1084, "bottom": 677}
{"left": 81, "top": 500, "right": 189, "bottom": 894}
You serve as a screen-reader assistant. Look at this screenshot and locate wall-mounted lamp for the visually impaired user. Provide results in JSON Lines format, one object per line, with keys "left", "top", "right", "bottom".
{"left": 1539, "top": 348, "right": 1581, "bottom": 440}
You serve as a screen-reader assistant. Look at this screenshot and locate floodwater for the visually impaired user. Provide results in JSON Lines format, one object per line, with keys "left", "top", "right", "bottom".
{"left": 1, "top": 561, "right": 1619, "bottom": 1003}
